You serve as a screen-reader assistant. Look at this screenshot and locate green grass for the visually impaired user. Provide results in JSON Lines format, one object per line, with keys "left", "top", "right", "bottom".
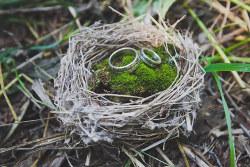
{"left": 206, "top": 56, "right": 250, "bottom": 64}
{"left": 10, "top": 59, "right": 57, "bottom": 110}
{"left": 0, "top": 0, "right": 34, "bottom": 7}
{"left": 29, "top": 1, "right": 73, "bottom": 7}
{"left": 1, "top": 17, "right": 44, "bottom": 25}
{"left": 204, "top": 63, "right": 250, "bottom": 72}
{"left": 139, "top": 149, "right": 170, "bottom": 166}
{"left": 213, "top": 71, "right": 235, "bottom": 166}
{"left": 0, "top": 0, "right": 73, "bottom": 8}
{"left": 205, "top": 38, "right": 250, "bottom": 64}
{"left": 187, "top": 6, "right": 237, "bottom": 167}
{"left": 200, "top": 54, "right": 238, "bottom": 167}
{"left": 230, "top": 0, "right": 250, "bottom": 12}
{"left": 124, "top": 149, "right": 171, "bottom": 167}
{"left": 223, "top": 38, "right": 250, "bottom": 54}
{"left": 132, "top": 0, "right": 176, "bottom": 18}
{"left": 212, "top": 23, "right": 247, "bottom": 35}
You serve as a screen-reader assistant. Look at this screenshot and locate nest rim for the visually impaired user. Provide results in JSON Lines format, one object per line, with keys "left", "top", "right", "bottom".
{"left": 54, "top": 17, "right": 205, "bottom": 144}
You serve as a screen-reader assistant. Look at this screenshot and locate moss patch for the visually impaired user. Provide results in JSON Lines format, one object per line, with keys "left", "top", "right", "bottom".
{"left": 91, "top": 45, "right": 178, "bottom": 98}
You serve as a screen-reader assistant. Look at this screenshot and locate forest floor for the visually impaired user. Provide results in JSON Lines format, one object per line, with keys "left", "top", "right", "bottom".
{"left": 0, "top": 0, "right": 249, "bottom": 166}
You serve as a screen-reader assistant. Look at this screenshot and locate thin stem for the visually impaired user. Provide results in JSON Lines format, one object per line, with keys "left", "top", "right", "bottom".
{"left": 0, "top": 63, "right": 18, "bottom": 121}
{"left": 231, "top": 0, "right": 250, "bottom": 12}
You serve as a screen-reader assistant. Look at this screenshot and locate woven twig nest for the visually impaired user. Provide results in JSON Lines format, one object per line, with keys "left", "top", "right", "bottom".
{"left": 54, "top": 17, "right": 205, "bottom": 145}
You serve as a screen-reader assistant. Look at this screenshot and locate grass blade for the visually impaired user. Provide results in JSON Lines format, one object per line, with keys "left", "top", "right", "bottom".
{"left": 160, "top": 0, "right": 176, "bottom": 18}
{"left": 200, "top": 57, "right": 236, "bottom": 167}
{"left": 202, "top": 53, "right": 236, "bottom": 166}
{"left": 230, "top": 0, "right": 250, "bottom": 12}
{"left": 212, "top": 23, "right": 246, "bottom": 35}
{"left": 122, "top": 148, "right": 145, "bottom": 167}
{"left": 124, "top": 160, "right": 132, "bottom": 167}
{"left": 1, "top": 100, "right": 30, "bottom": 145}
{"left": 30, "top": 1, "right": 74, "bottom": 7}
{"left": 0, "top": 0, "right": 34, "bottom": 7}
{"left": 29, "top": 20, "right": 79, "bottom": 50}
{"left": 208, "top": 38, "right": 250, "bottom": 64}
{"left": 213, "top": 72, "right": 235, "bottom": 167}
{"left": 8, "top": 60, "right": 57, "bottom": 110}
{"left": 29, "top": 40, "right": 61, "bottom": 50}
{"left": 0, "top": 48, "right": 20, "bottom": 63}
{"left": 223, "top": 38, "right": 250, "bottom": 54}
{"left": 0, "top": 63, "right": 18, "bottom": 121}
{"left": 137, "top": 149, "right": 170, "bottom": 166}
{"left": 204, "top": 63, "right": 250, "bottom": 72}
{"left": 2, "top": 17, "right": 44, "bottom": 25}
{"left": 206, "top": 56, "right": 250, "bottom": 64}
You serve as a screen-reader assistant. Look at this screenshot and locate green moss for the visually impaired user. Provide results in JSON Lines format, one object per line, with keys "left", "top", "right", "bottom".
{"left": 155, "top": 64, "right": 177, "bottom": 90}
{"left": 121, "top": 55, "right": 136, "bottom": 66}
{"left": 92, "top": 58, "right": 109, "bottom": 71}
{"left": 134, "top": 62, "right": 157, "bottom": 95}
{"left": 90, "top": 45, "right": 178, "bottom": 99}
{"left": 110, "top": 73, "right": 139, "bottom": 95}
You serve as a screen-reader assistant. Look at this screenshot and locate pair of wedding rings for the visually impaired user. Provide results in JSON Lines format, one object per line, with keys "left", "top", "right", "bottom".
{"left": 108, "top": 47, "right": 162, "bottom": 73}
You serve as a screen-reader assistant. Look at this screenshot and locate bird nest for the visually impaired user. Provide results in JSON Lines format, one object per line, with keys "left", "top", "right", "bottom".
{"left": 54, "top": 16, "right": 205, "bottom": 145}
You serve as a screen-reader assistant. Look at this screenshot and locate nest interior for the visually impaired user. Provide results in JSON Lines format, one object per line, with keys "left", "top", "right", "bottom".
{"left": 54, "top": 17, "right": 205, "bottom": 145}
{"left": 91, "top": 45, "right": 178, "bottom": 101}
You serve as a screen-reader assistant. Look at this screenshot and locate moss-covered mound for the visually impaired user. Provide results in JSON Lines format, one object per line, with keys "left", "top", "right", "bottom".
{"left": 91, "top": 46, "right": 177, "bottom": 98}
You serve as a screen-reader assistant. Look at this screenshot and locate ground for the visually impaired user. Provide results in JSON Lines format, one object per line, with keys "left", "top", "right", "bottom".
{"left": 0, "top": 0, "right": 249, "bottom": 166}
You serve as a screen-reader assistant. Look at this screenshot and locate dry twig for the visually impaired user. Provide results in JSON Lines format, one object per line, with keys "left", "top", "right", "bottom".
{"left": 156, "top": 146, "right": 175, "bottom": 166}
{"left": 0, "top": 6, "right": 62, "bottom": 15}
{"left": 204, "top": 0, "right": 248, "bottom": 31}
